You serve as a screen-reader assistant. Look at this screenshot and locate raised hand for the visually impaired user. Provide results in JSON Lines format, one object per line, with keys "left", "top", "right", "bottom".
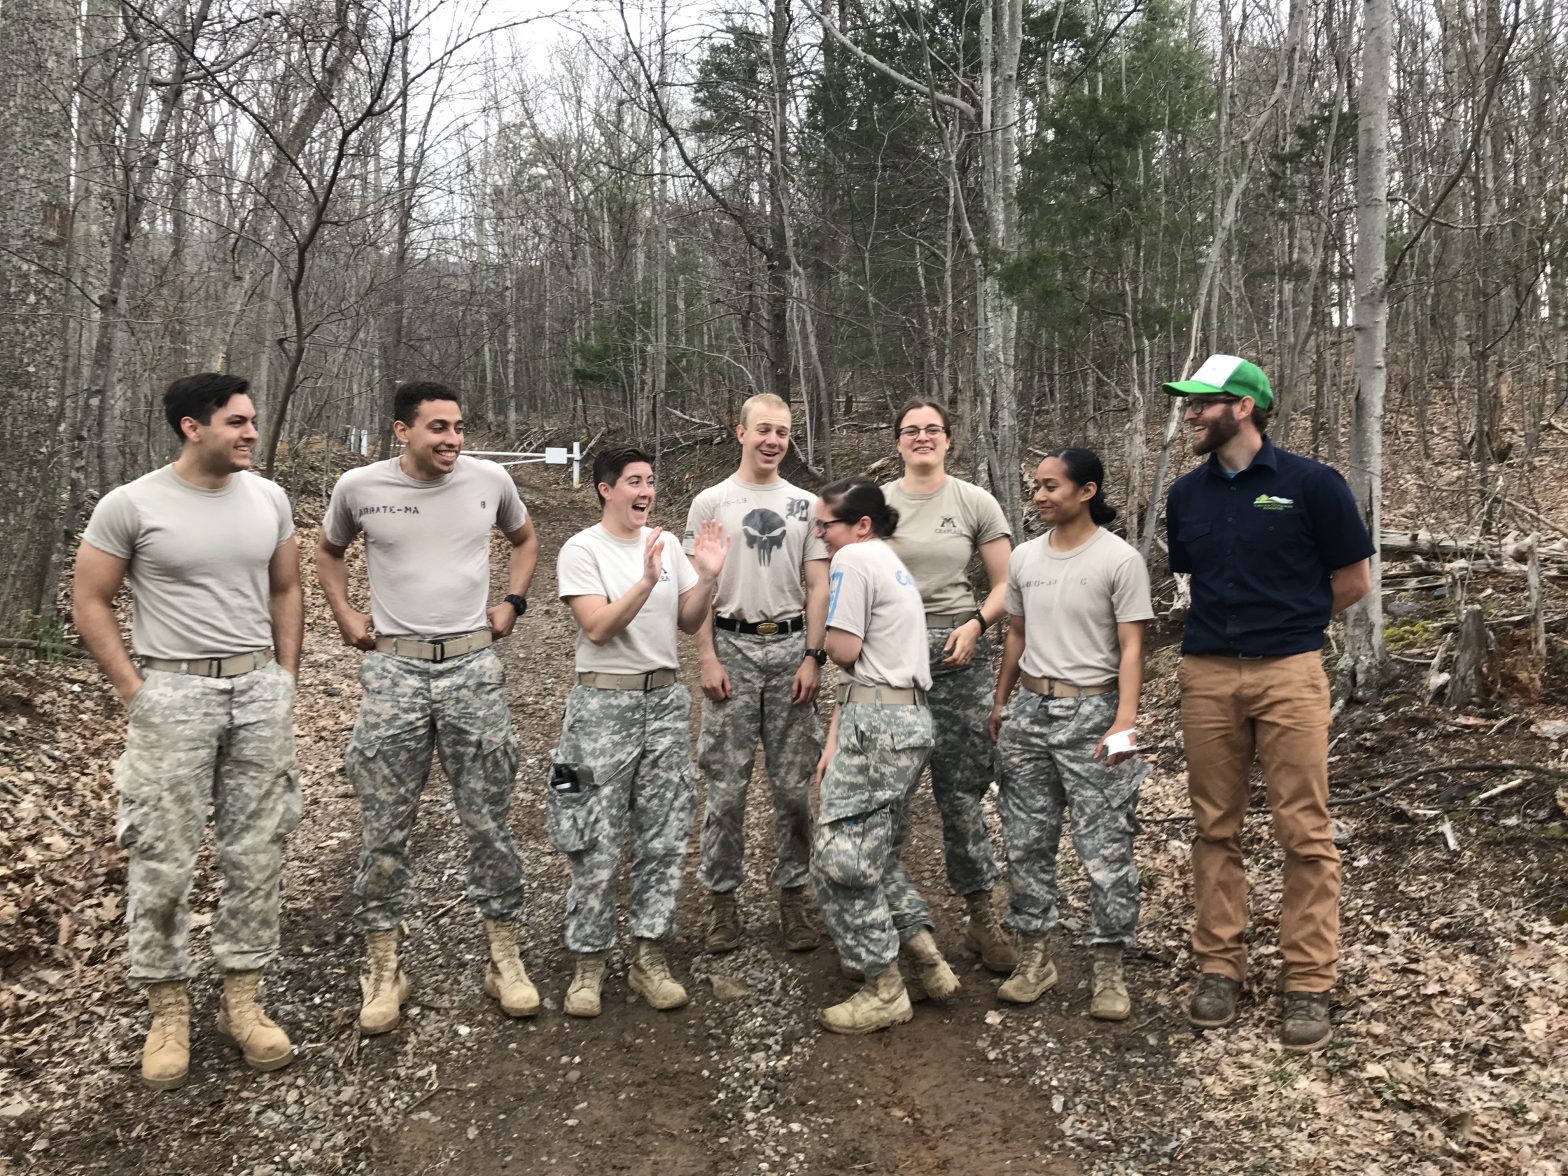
{"left": 689, "top": 518, "right": 730, "bottom": 580}
{"left": 641, "top": 526, "right": 667, "bottom": 587}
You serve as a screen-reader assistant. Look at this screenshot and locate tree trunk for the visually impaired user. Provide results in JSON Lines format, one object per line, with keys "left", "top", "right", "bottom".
{"left": 1340, "top": 0, "right": 1392, "bottom": 702}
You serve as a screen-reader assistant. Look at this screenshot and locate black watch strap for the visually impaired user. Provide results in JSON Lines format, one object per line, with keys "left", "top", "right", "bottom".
{"left": 967, "top": 610, "right": 988, "bottom": 633}
{"left": 504, "top": 594, "right": 528, "bottom": 617}
{"left": 802, "top": 647, "right": 827, "bottom": 665}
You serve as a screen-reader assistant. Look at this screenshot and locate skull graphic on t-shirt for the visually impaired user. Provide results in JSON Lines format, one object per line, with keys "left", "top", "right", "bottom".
{"left": 741, "top": 508, "right": 788, "bottom": 566}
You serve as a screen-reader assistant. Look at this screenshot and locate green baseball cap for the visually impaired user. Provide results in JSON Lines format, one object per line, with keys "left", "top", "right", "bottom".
{"left": 1162, "top": 354, "right": 1274, "bottom": 410}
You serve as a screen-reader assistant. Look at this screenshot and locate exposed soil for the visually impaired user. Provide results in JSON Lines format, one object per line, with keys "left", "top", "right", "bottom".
{"left": 3, "top": 456, "right": 1566, "bottom": 1175}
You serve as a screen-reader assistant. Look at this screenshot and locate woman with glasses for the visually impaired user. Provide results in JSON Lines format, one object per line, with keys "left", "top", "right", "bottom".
{"left": 809, "top": 477, "right": 961, "bottom": 1034}
{"left": 988, "top": 448, "right": 1152, "bottom": 1018}
{"left": 882, "top": 400, "right": 1016, "bottom": 972}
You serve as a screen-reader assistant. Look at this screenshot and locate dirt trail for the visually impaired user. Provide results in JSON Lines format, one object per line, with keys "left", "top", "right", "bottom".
{"left": 10, "top": 461, "right": 1564, "bottom": 1175}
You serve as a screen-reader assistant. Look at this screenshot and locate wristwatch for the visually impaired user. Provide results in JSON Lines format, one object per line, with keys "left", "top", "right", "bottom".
{"left": 802, "top": 647, "right": 827, "bottom": 666}
{"left": 965, "top": 610, "right": 988, "bottom": 633}
{"left": 503, "top": 594, "right": 528, "bottom": 617}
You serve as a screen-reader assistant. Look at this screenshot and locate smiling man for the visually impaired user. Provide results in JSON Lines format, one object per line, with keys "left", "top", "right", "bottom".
{"left": 1164, "top": 355, "right": 1373, "bottom": 1052}
{"left": 316, "top": 381, "right": 541, "bottom": 1035}
{"left": 73, "top": 373, "right": 303, "bottom": 1090}
{"left": 684, "top": 393, "right": 829, "bottom": 955}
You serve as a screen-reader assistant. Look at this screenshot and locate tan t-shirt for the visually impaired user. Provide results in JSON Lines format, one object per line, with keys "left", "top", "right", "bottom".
{"left": 883, "top": 476, "right": 1011, "bottom": 614}
{"left": 826, "top": 539, "right": 931, "bottom": 691}
{"left": 557, "top": 525, "right": 698, "bottom": 674}
{"left": 322, "top": 455, "right": 528, "bottom": 638}
{"left": 82, "top": 465, "right": 294, "bottom": 660}
{"left": 1005, "top": 528, "right": 1154, "bottom": 685}
{"left": 683, "top": 475, "right": 827, "bottom": 621}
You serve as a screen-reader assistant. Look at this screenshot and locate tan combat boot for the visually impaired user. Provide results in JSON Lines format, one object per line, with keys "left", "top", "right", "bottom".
{"left": 778, "top": 886, "right": 820, "bottom": 952}
{"left": 141, "top": 981, "right": 191, "bottom": 1091}
{"left": 899, "top": 928, "right": 961, "bottom": 1000}
{"left": 216, "top": 970, "right": 294, "bottom": 1072}
{"left": 482, "top": 918, "right": 540, "bottom": 1017}
{"left": 1089, "top": 946, "right": 1131, "bottom": 1021}
{"left": 998, "top": 935, "right": 1058, "bottom": 1004}
{"left": 628, "top": 938, "right": 690, "bottom": 1010}
{"left": 964, "top": 889, "right": 1018, "bottom": 972}
{"left": 819, "top": 964, "right": 913, "bottom": 1035}
{"left": 704, "top": 890, "right": 742, "bottom": 954}
{"left": 564, "top": 951, "right": 607, "bottom": 1018}
{"left": 359, "top": 928, "right": 412, "bottom": 1035}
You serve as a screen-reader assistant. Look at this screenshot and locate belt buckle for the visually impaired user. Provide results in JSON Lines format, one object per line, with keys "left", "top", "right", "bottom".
{"left": 431, "top": 639, "right": 448, "bottom": 664}
{"left": 641, "top": 671, "right": 658, "bottom": 691}
{"left": 206, "top": 658, "right": 223, "bottom": 677}
{"left": 756, "top": 621, "right": 780, "bottom": 636}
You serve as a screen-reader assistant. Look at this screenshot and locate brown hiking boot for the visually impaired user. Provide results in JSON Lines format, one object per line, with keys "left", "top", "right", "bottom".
{"left": 819, "top": 964, "right": 913, "bottom": 1035}
{"left": 1188, "top": 973, "right": 1242, "bottom": 1028}
{"left": 482, "top": 918, "right": 540, "bottom": 1017}
{"left": 704, "top": 890, "right": 742, "bottom": 954}
{"left": 899, "top": 928, "right": 960, "bottom": 1001}
{"left": 216, "top": 970, "right": 294, "bottom": 1072}
{"left": 1089, "top": 946, "right": 1131, "bottom": 1021}
{"left": 359, "top": 928, "right": 412, "bottom": 1035}
{"left": 1280, "top": 991, "right": 1333, "bottom": 1052}
{"left": 628, "top": 939, "right": 689, "bottom": 1010}
{"left": 778, "top": 886, "right": 820, "bottom": 952}
{"left": 564, "top": 952, "right": 607, "bottom": 1018}
{"left": 141, "top": 981, "right": 190, "bottom": 1091}
{"left": 963, "top": 890, "right": 1018, "bottom": 972}
{"left": 998, "top": 935, "right": 1058, "bottom": 1004}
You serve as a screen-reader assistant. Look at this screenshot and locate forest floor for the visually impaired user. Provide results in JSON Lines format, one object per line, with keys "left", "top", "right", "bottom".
{"left": 3, "top": 454, "right": 1568, "bottom": 1176}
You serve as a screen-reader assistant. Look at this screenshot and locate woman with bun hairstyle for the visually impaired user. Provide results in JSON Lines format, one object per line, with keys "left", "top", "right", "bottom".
{"left": 810, "top": 476, "right": 961, "bottom": 1035}
{"left": 883, "top": 400, "right": 1017, "bottom": 972}
{"left": 988, "top": 448, "right": 1153, "bottom": 1020}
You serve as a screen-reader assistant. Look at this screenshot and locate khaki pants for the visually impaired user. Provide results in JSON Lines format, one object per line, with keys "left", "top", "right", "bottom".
{"left": 1178, "top": 653, "right": 1339, "bottom": 992}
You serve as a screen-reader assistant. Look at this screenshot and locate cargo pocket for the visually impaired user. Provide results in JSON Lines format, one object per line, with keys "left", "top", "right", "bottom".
{"left": 545, "top": 786, "right": 598, "bottom": 854}
{"left": 113, "top": 753, "right": 151, "bottom": 854}
{"left": 814, "top": 808, "right": 893, "bottom": 890}
{"left": 252, "top": 765, "right": 305, "bottom": 845}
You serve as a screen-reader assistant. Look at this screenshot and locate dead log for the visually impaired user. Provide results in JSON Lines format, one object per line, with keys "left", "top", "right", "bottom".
{"left": 1380, "top": 529, "right": 1568, "bottom": 563}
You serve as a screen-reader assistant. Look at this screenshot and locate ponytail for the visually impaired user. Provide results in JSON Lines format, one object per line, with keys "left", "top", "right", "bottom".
{"left": 821, "top": 476, "right": 899, "bottom": 539}
{"left": 1045, "top": 447, "right": 1119, "bottom": 526}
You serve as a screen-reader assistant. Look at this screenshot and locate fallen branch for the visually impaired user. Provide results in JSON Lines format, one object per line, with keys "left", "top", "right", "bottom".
{"left": 0, "top": 780, "right": 81, "bottom": 837}
{"left": 0, "top": 637, "right": 91, "bottom": 660}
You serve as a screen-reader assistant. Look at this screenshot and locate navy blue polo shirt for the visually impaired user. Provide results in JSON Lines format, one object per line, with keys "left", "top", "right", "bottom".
{"left": 1166, "top": 439, "right": 1374, "bottom": 656}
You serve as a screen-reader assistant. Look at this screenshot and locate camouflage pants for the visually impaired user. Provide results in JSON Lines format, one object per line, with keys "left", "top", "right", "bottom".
{"left": 114, "top": 662, "right": 300, "bottom": 986}
{"left": 697, "top": 629, "right": 823, "bottom": 893}
{"left": 926, "top": 625, "right": 1002, "bottom": 895}
{"left": 346, "top": 648, "right": 524, "bottom": 932}
{"left": 995, "top": 691, "right": 1147, "bottom": 947}
{"left": 547, "top": 684, "right": 697, "bottom": 954}
{"left": 811, "top": 702, "right": 935, "bottom": 975}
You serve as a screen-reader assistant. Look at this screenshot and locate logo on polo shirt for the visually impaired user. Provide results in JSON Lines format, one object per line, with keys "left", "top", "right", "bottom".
{"left": 1252, "top": 494, "right": 1296, "bottom": 511}
{"left": 786, "top": 497, "right": 810, "bottom": 522}
{"left": 935, "top": 514, "right": 959, "bottom": 535}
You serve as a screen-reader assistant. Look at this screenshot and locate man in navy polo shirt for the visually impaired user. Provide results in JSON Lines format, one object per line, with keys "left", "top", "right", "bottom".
{"left": 1164, "top": 355, "right": 1372, "bottom": 1052}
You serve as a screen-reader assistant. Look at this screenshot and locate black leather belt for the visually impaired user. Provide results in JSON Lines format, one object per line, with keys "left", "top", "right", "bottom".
{"left": 713, "top": 615, "right": 804, "bottom": 636}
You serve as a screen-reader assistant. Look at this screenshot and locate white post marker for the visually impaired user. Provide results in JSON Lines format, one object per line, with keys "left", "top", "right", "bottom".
{"left": 463, "top": 443, "right": 583, "bottom": 487}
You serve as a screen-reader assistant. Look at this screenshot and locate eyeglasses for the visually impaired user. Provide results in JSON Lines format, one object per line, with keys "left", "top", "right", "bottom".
{"left": 897, "top": 425, "right": 948, "bottom": 439}
{"left": 812, "top": 517, "right": 854, "bottom": 534}
{"left": 1181, "top": 396, "right": 1242, "bottom": 417}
